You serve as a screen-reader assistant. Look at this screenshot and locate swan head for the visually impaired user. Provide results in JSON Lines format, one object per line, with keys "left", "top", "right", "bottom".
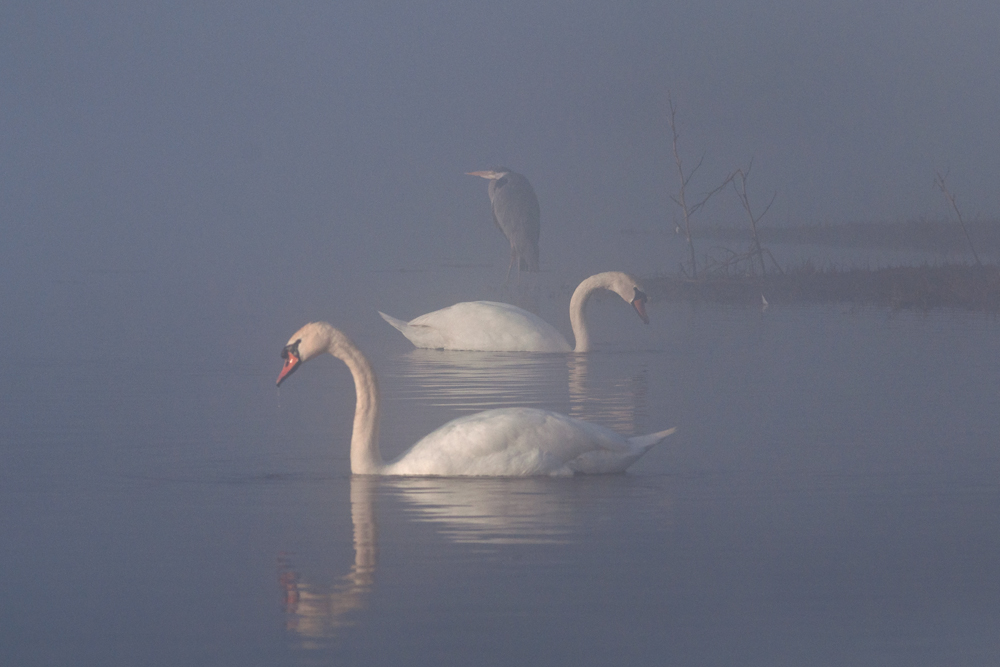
{"left": 276, "top": 322, "right": 335, "bottom": 386}
{"left": 606, "top": 273, "right": 649, "bottom": 324}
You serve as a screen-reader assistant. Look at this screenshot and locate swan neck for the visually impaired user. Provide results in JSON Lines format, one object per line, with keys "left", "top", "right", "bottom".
{"left": 569, "top": 274, "right": 611, "bottom": 352}
{"left": 328, "top": 333, "right": 384, "bottom": 474}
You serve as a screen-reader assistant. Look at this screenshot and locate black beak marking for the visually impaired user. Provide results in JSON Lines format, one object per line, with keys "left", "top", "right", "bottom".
{"left": 281, "top": 339, "right": 302, "bottom": 361}
{"left": 277, "top": 339, "right": 303, "bottom": 387}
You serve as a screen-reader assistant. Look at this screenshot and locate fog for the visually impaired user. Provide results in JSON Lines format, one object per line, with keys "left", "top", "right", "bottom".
{"left": 6, "top": 6, "right": 1000, "bottom": 663}
{"left": 3, "top": 1, "right": 999, "bottom": 362}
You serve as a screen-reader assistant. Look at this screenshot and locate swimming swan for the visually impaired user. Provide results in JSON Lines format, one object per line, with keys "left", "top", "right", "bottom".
{"left": 276, "top": 322, "right": 675, "bottom": 476}
{"left": 378, "top": 271, "right": 649, "bottom": 353}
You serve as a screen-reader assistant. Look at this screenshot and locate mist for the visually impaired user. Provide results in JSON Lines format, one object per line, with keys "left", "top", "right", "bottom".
{"left": 6, "top": 4, "right": 1000, "bottom": 663}
{"left": 3, "top": 1, "right": 998, "bottom": 363}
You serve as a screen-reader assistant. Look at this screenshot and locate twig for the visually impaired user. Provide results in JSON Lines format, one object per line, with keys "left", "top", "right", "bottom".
{"left": 733, "top": 161, "right": 778, "bottom": 276}
{"left": 934, "top": 170, "right": 982, "bottom": 267}
{"left": 666, "top": 93, "right": 734, "bottom": 279}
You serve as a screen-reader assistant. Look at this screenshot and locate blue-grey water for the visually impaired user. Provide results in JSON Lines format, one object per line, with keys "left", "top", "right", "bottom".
{"left": 3, "top": 262, "right": 1000, "bottom": 666}
{"left": 7, "top": 2, "right": 1000, "bottom": 663}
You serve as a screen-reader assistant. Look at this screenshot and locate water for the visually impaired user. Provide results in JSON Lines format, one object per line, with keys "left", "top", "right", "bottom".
{"left": 3, "top": 267, "right": 1000, "bottom": 665}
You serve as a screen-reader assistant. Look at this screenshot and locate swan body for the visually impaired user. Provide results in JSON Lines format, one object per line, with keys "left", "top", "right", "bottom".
{"left": 379, "top": 271, "right": 649, "bottom": 353}
{"left": 276, "top": 322, "right": 675, "bottom": 476}
{"left": 380, "top": 301, "right": 571, "bottom": 352}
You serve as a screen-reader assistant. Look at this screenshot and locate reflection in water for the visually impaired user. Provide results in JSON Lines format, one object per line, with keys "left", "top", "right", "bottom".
{"left": 387, "top": 477, "right": 577, "bottom": 545}
{"left": 385, "top": 349, "right": 570, "bottom": 413}
{"left": 567, "top": 355, "right": 649, "bottom": 436}
{"left": 278, "top": 477, "right": 376, "bottom": 647}
{"left": 275, "top": 475, "right": 588, "bottom": 649}
{"left": 385, "top": 350, "right": 651, "bottom": 437}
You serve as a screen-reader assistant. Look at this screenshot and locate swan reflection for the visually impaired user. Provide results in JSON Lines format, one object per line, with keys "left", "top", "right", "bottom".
{"left": 568, "top": 354, "right": 649, "bottom": 436}
{"left": 384, "top": 349, "right": 570, "bottom": 413}
{"left": 387, "top": 477, "right": 580, "bottom": 545}
{"left": 278, "top": 476, "right": 376, "bottom": 646}
{"left": 385, "top": 350, "right": 652, "bottom": 437}
{"left": 276, "top": 475, "right": 576, "bottom": 649}
{"left": 277, "top": 474, "right": 671, "bottom": 649}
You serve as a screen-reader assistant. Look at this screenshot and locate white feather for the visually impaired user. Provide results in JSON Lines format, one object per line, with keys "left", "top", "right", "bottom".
{"left": 277, "top": 322, "right": 675, "bottom": 476}
{"left": 379, "top": 271, "right": 648, "bottom": 353}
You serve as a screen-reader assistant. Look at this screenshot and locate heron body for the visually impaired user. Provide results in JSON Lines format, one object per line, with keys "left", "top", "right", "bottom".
{"left": 467, "top": 167, "right": 540, "bottom": 281}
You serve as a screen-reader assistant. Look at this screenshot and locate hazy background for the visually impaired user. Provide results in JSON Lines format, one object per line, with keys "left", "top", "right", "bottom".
{"left": 3, "top": 0, "right": 998, "bottom": 364}
{"left": 4, "top": 7, "right": 1000, "bottom": 663}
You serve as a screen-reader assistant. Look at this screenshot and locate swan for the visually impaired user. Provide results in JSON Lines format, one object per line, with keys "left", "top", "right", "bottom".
{"left": 276, "top": 322, "right": 675, "bottom": 476}
{"left": 378, "top": 271, "right": 649, "bottom": 353}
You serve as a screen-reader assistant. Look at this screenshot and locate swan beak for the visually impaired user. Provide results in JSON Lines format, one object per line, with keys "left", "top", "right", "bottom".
{"left": 277, "top": 345, "right": 302, "bottom": 387}
{"left": 631, "top": 291, "right": 650, "bottom": 324}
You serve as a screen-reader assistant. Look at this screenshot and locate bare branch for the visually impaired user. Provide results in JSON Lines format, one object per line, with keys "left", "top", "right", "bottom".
{"left": 665, "top": 92, "right": 735, "bottom": 280}
{"left": 667, "top": 92, "right": 698, "bottom": 278}
{"left": 688, "top": 171, "right": 736, "bottom": 218}
{"left": 683, "top": 154, "right": 706, "bottom": 188}
{"left": 934, "top": 170, "right": 982, "bottom": 267}
{"left": 732, "top": 162, "right": 777, "bottom": 276}
{"left": 758, "top": 191, "right": 777, "bottom": 220}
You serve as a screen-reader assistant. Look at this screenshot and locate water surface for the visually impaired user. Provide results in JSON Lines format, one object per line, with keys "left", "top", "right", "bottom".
{"left": 2, "top": 280, "right": 999, "bottom": 666}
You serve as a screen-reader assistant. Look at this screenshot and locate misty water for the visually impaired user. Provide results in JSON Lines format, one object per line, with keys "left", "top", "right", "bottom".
{"left": 8, "top": 3, "right": 1000, "bottom": 665}
{"left": 4, "top": 257, "right": 1000, "bottom": 667}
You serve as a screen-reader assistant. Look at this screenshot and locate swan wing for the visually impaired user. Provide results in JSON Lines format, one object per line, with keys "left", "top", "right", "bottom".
{"left": 383, "top": 408, "right": 629, "bottom": 476}
{"left": 567, "top": 427, "right": 677, "bottom": 474}
{"left": 387, "top": 302, "right": 571, "bottom": 352}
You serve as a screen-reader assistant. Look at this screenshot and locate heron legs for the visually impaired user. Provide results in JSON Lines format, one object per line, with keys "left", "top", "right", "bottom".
{"left": 504, "top": 246, "right": 520, "bottom": 285}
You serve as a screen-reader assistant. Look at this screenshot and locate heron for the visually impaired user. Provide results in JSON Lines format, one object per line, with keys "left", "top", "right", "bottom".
{"left": 467, "top": 167, "right": 540, "bottom": 283}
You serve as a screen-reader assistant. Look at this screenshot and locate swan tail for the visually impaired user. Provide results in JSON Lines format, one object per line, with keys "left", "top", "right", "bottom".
{"left": 378, "top": 311, "right": 410, "bottom": 333}
{"left": 627, "top": 427, "right": 677, "bottom": 453}
{"left": 567, "top": 427, "right": 676, "bottom": 474}
{"left": 378, "top": 311, "right": 442, "bottom": 349}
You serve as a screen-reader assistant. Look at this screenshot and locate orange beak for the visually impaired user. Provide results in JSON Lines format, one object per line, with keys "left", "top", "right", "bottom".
{"left": 632, "top": 293, "right": 649, "bottom": 324}
{"left": 276, "top": 349, "right": 301, "bottom": 387}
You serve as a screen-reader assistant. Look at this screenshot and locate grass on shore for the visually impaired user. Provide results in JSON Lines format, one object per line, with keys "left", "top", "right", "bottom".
{"left": 646, "top": 263, "right": 1000, "bottom": 312}
{"left": 694, "top": 219, "right": 1000, "bottom": 254}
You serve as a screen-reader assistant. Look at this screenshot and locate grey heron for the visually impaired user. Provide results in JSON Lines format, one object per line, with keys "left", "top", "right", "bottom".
{"left": 467, "top": 167, "right": 540, "bottom": 282}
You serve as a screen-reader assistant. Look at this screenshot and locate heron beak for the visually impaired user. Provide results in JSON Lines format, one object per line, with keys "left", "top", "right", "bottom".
{"left": 277, "top": 345, "right": 302, "bottom": 387}
{"left": 466, "top": 170, "right": 496, "bottom": 179}
{"left": 631, "top": 293, "right": 650, "bottom": 324}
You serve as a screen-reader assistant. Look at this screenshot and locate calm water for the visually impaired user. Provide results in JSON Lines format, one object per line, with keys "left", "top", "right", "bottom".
{"left": 3, "top": 275, "right": 1000, "bottom": 665}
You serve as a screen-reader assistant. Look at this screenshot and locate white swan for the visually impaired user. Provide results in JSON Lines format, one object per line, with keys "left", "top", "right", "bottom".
{"left": 378, "top": 271, "right": 649, "bottom": 353}
{"left": 276, "top": 322, "right": 675, "bottom": 476}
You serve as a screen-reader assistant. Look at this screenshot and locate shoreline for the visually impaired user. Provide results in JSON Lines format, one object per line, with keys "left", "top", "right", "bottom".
{"left": 644, "top": 263, "right": 1000, "bottom": 312}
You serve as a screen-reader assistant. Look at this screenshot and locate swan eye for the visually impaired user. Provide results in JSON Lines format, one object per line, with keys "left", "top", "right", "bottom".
{"left": 281, "top": 339, "right": 301, "bottom": 360}
{"left": 632, "top": 288, "right": 647, "bottom": 304}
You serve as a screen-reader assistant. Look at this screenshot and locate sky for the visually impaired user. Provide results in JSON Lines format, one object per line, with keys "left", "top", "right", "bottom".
{"left": 2, "top": 0, "right": 999, "bottom": 361}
